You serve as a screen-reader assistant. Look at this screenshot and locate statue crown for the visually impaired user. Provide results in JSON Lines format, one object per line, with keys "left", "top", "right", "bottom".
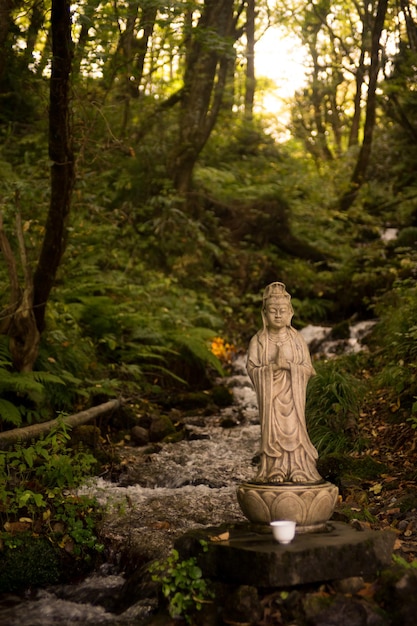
{"left": 263, "top": 282, "right": 291, "bottom": 303}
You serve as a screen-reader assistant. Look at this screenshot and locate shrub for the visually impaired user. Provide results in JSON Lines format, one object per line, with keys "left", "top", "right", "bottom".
{"left": 0, "top": 420, "right": 104, "bottom": 591}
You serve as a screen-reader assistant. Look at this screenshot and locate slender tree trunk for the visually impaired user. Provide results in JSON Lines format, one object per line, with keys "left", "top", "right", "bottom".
{"left": 348, "top": 2, "right": 372, "bottom": 148}
{"left": 0, "top": 0, "right": 74, "bottom": 371}
{"left": 0, "top": 205, "right": 40, "bottom": 372}
{"left": 33, "top": 0, "right": 75, "bottom": 335}
{"left": 23, "top": 0, "right": 45, "bottom": 67}
{"left": 0, "top": 0, "right": 15, "bottom": 82}
{"left": 348, "top": 46, "right": 366, "bottom": 147}
{"left": 400, "top": 0, "right": 417, "bottom": 51}
{"left": 133, "top": 4, "right": 158, "bottom": 94}
{"left": 340, "top": 0, "right": 388, "bottom": 211}
{"left": 244, "top": 0, "right": 255, "bottom": 120}
{"left": 310, "top": 43, "right": 334, "bottom": 161}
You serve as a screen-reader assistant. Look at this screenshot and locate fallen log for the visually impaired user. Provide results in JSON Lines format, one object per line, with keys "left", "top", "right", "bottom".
{"left": 0, "top": 398, "right": 123, "bottom": 450}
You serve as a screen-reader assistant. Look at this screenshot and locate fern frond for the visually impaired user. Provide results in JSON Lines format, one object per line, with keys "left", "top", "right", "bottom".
{"left": 30, "top": 371, "right": 65, "bottom": 386}
{"left": 0, "top": 398, "right": 23, "bottom": 427}
{"left": 0, "top": 369, "right": 45, "bottom": 396}
{"left": 0, "top": 337, "right": 12, "bottom": 368}
{"left": 170, "top": 327, "right": 224, "bottom": 376}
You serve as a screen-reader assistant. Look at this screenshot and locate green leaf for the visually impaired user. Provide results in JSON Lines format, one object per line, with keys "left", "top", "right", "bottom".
{"left": 0, "top": 398, "right": 22, "bottom": 427}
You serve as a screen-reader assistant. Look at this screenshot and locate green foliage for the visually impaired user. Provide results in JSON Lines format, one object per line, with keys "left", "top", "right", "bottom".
{"left": 0, "top": 420, "right": 103, "bottom": 589}
{"left": 392, "top": 554, "right": 417, "bottom": 570}
{"left": 307, "top": 358, "right": 365, "bottom": 454}
{"left": 370, "top": 280, "right": 417, "bottom": 409}
{"left": 0, "top": 0, "right": 417, "bottom": 583}
{"left": 0, "top": 337, "right": 66, "bottom": 428}
{"left": 58, "top": 275, "right": 225, "bottom": 390}
{"left": 149, "top": 543, "right": 214, "bottom": 623}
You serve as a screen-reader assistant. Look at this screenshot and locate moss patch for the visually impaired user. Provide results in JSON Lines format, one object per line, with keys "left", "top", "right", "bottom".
{"left": 318, "top": 453, "right": 388, "bottom": 486}
{"left": 0, "top": 535, "right": 62, "bottom": 593}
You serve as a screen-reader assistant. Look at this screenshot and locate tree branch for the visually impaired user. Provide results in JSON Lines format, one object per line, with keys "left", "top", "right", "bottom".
{"left": 0, "top": 398, "right": 123, "bottom": 449}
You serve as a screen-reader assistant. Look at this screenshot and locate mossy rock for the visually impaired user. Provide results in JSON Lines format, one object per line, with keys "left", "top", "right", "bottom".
{"left": 163, "top": 429, "right": 185, "bottom": 443}
{"left": 149, "top": 414, "right": 176, "bottom": 442}
{"left": 0, "top": 535, "right": 62, "bottom": 593}
{"left": 210, "top": 385, "right": 234, "bottom": 408}
{"left": 318, "top": 453, "right": 388, "bottom": 486}
{"left": 0, "top": 533, "right": 100, "bottom": 594}
{"left": 175, "top": 391, "right": 211, "bottom": 410}
{"left": 375, "top": 566, "right": 417, "bottom": 625}
{"left": 107, "top": 404, "right": 141, "bottom": 432}
{"left": 349, "top": 455, "right": 388, "bottom": 480}
{"left": 155, "top": 390, "right": 212, "bottom": 411}
{"left": 70, "top": 425, "right": 101, "bottom": 449}
{"left": 317, "top": 453, "right": 353, "bottom": 485}
{"left": 330, "top": 320, "right": 350, "bottom": 340}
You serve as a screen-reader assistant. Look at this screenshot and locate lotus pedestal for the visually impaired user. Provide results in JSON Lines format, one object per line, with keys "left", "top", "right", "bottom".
{"left": 237, "top": 480, "right": 339, "bottom": 533}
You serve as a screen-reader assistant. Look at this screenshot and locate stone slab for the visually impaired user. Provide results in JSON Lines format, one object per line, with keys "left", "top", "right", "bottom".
{"left": 175, "top": 521, "right": 396, "bottom": 587}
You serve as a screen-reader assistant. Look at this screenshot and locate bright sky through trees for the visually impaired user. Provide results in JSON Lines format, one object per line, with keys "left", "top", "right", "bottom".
{"left": 255, "top": 27, "right": 307, "bottom": 114}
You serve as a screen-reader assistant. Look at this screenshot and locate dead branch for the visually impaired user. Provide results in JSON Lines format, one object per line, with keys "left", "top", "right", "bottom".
{"left": 0, "top": 398, "right": 123, "bottom": 449}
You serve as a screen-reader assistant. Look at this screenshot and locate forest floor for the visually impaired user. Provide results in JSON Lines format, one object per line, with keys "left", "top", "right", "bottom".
{"left": 344, "top": 389, "right": 417, "bottom": 563}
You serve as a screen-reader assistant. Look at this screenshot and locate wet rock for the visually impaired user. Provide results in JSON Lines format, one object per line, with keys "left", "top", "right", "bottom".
{"left": 332, "top": 576, "right": 365, "bottom": 594}
{"left": 210, "top": 385, "right": 234, "bottom": 408}
{"left": 220, "top": 416, "right": 240, "bottom": 428}
{"left": 222, "top": 585, "right": 262, "bottom": 625}
{"left": 184, "top": 426, "right": 211, "bottom": 441}
{"left": 149, "top": 415, "right": 176, "bottom": 442}
{"left": 70, "top": 425, "right": 100, "bottom": 449}
{"left": 307, "top": 595, "right": 369, "bottom": 626}
{"left": 173, "top": 391, "right": 211, "bottom": 410}
{"left": 331, "top": 320, "right": 351, "bottom": 340}
{"left": 378, "top": 568, "right": 417, "bottom": 626}
{"left": 118, "top": 564, "right": 159, "bottom": 611}
{"left": 49, "top": 573, "right": 125, "bottom": 612}
{"left": 131, "top": 426, "right": 149, "bottom": 446}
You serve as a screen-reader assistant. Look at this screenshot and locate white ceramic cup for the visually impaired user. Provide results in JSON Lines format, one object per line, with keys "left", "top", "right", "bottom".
{"left": 270, "top": 520, "right": 296, "bottom": 544}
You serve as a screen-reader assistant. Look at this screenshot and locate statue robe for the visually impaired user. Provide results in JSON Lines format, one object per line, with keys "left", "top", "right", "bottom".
{"left": 247, "top": 327, "right": 322, "bottom": 483}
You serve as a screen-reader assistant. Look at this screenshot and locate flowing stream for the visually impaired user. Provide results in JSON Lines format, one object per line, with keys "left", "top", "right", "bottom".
{"left": 0, "top": 322, "right": 374, "bottom": 625}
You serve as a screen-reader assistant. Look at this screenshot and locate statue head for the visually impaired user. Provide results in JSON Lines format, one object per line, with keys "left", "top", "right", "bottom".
{"left": 262, "top": 282, "right": 294, "bottom": 329}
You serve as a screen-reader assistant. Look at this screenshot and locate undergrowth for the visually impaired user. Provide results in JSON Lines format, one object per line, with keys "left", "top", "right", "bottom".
{"left": 307, "top": 356, "right": 366, "bottom": 455}
{"left": 0, "top": 420, "right": 104, "bottom": 592}
{"left": 149, "top": 542, "right": 214, "bottom": 624}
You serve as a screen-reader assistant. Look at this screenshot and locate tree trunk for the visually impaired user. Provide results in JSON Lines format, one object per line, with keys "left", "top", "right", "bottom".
{"left": 244, "top": 0, "right": 255, "bottom": 120}
{"left": 348, "top": 2, "right": 372, "bottom": 148}
{"left": 340, "top": 0, "right": 388, "bottom": 211}
{"left": 310, "top": 43, "right": 334, "bottom": 161}
{"left": 33, "top": 0, "right": 75, "bottom": 335}
{"left": 0, "top": 208, "right": 40, "bottom": 372}
{"left": 0, "top": 0, "right": 15, "bottom": 82}
{"left": 23, "top": 0, "right": 45, "bottom": 67}
{"left": 0, "top": 3, "right": 74, "bottom": 370}
{"left": 348, "top": 46, "right": 366, "bottom": 147}
{"left": 170, "top": 0, "right": 238, "bottom": 195}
